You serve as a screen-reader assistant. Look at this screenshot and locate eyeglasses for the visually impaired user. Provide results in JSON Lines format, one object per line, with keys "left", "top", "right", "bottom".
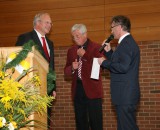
{"left": 111, "top": 24, "right": 121, "bottom": 29}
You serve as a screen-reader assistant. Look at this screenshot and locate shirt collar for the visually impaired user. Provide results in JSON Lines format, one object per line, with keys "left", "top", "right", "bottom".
{"left": 118, "top": 33, "right": 130, "bottom": 44}
{"left": 78, "top": 39, "right": 89, "bottom": 50}
{"left": 34, "top": 29, "right": 45, "bottom": 38}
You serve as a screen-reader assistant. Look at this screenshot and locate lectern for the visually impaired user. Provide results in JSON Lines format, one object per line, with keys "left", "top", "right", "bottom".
{"left": 0, "top": 46, "right": 49, "bottom": 130}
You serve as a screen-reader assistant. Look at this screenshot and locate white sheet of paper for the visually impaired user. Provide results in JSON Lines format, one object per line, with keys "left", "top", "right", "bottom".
{"left": 90, "top": 58, "right": 100, "bottom": 80}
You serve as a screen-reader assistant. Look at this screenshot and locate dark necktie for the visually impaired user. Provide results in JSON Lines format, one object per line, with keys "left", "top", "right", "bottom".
{"left": 41, "top": 37, "right": 50, "bottom": 61}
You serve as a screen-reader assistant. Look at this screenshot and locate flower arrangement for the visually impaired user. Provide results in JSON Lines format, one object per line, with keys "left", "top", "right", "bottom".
{"left": 0, "top": 41, "right": 55, "bottom": 130}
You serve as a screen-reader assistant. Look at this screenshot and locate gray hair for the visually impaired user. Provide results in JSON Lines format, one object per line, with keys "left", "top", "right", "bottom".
{"left": 71, "top": 24, "right": 87, "bottom": 34}
{"left": 111, "top": 15, "right": 131, "bottom": 32}
{"left": 33, "top": 12, "right": 50, "bottom": 27}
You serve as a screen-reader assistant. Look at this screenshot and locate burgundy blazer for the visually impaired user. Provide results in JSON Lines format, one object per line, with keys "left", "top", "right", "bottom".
{"left": 64, "top": 39, "right": 103, "bottom": 99}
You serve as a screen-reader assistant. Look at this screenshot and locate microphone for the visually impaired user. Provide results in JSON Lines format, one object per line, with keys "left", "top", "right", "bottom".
{"left": 99, "top": 34, "right": 114, "bottom": 52}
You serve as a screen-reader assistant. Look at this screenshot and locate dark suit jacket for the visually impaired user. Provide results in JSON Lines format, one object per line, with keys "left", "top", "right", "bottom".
{"left": 102, "top": 35, "right": 140, "bottom": 105}
{"left": 64, "top": 39, "right": 103, "bottom": 99}
{"left": 15, "top": 30, "right": 55, "bottom": 92}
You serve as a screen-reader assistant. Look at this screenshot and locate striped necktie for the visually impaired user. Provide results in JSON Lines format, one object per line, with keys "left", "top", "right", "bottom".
{"left": 78, "top": 56, "right": 82, "bottom": 79}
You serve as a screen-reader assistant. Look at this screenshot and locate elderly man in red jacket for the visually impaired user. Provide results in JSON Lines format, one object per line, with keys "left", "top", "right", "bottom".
{"left": 64, "top": 24, "right": 104, "bottom": 130}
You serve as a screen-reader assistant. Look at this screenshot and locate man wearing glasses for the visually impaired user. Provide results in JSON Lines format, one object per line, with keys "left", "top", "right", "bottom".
{"left": 64, "top": 24, "right": 104, "bottom": 130}
{"left": 98, "top": 15, "right": 140, "bottom": 130}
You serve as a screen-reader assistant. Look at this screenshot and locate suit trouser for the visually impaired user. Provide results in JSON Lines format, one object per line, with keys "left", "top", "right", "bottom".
{"left": 115, "top": 105, "right": 139, "bottom": 130}
{"left": 74, "top": 80, "right": 103, "bottom": 130}
{"left": 47, "top": 103, "right": 52, "bottom": 129}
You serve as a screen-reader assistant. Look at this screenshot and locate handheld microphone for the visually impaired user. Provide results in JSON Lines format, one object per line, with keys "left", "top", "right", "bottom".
{"left": 99, "top": 34, "right": 114, "bottom": 52}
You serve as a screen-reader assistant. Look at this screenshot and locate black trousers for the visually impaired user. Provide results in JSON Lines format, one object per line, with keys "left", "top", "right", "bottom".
{"left": 115, "top": 105, "right": 139, "bottom": 130}
{"left": 74, "top": 80, "right": 103, "bottom": 130}
{"left": 47, "top": 103, "right": 52, "bottom": 129}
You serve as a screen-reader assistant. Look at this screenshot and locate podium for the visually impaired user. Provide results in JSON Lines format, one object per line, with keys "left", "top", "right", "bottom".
{"left": 0, "top": 46, "right": 49, "bottom": 130}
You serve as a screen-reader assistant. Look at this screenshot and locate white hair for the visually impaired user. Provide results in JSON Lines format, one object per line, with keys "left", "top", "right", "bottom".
{"left": 33, "top": 12, "right": 50, "bottom": 27}
{"left": 71, "top": 24, "right": 87, "bottom": 34}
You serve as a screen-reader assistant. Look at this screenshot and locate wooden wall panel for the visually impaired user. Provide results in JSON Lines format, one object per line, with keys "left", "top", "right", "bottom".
{"left": 0, "top": 17, "right": 104, "bottom": 46}
{"left": 105, "top": 13, "right": 160, "bottom": 31}
{"left": 0, "top": 2, "right": 105, "bottom": 46}
{"left": 50, "top": 5, "right": 104, "bottom": 21}
{"left": 0, "top": 9, "right": 104, "bottom": 35}
{"left": 105, "top": 0, "right": 145, "bottom": 4}
{"left": 0, "top": 0, "right": 104, "bottom": 13}
{"left": 52, "top": 31, "right": 105, "bottom": 46}
{"left": 0, "top": 12, "right": 35, "bottom": 25}
{"left": 0, "top": 0, "right": 159, "bottom": 47}
{"left": 0, "top": 24, "right": 32, "bottom": 37}
{"left": 53, "top": 18, "right": 104, "bottom": 34}
{"left": 128, "top": 13, "right": 160, "bottom": 28}
{"left": 132, "top": 27, "right": 160, "bottom": 41}
{"left": 0, "top": 37, "right": 16, "bottom": 47}
{"left": 104, "top": 0, "right": 160, "bottom": 42}
{"left": 0, "top": 5, "right": 104, "bottom": 24}
{"left": 105, "top": 0, "right": 160, "bottom": 16}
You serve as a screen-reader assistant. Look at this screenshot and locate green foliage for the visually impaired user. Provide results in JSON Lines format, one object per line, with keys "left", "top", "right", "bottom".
{"left": 0, "top": 40, "right": 56, "bottom": 130}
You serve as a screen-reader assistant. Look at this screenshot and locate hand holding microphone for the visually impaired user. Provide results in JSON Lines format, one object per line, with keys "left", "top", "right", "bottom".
{"left": 99, "top": 35, "right": 114, "bottom": 52}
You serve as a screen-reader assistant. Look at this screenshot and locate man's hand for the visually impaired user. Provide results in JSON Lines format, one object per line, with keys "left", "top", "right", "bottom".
{"left": 77, "top": 48, "right": 85, "bottom": 57}
{"left": 102, "top": 40, "right": 111, "bottom": 52}
{"left": 72, "top": 59, "right": 79, "bottom": 70}
{"left": 98, "top": 57, "right": 106, "bottom": 65}
{"left": 52, "top": 91, "right": 56, "bottom": 99}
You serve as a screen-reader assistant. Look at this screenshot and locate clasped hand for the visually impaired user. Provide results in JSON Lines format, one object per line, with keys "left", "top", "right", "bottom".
{"left": 72, "top": 48, "right": 86, "bottom": 70}
{"left": 77, "top": 47, "right": 85, "bottom": 57}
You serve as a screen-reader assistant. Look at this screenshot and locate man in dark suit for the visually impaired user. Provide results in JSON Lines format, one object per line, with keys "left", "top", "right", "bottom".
{"left": 15, "top": 12, "right": 56, "bottom": 128}
{"left": 64, "top": 24, "right": 104, "bottom": 130}
{"left": 98, "top": 15, "right": 140, "bottom": 130}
